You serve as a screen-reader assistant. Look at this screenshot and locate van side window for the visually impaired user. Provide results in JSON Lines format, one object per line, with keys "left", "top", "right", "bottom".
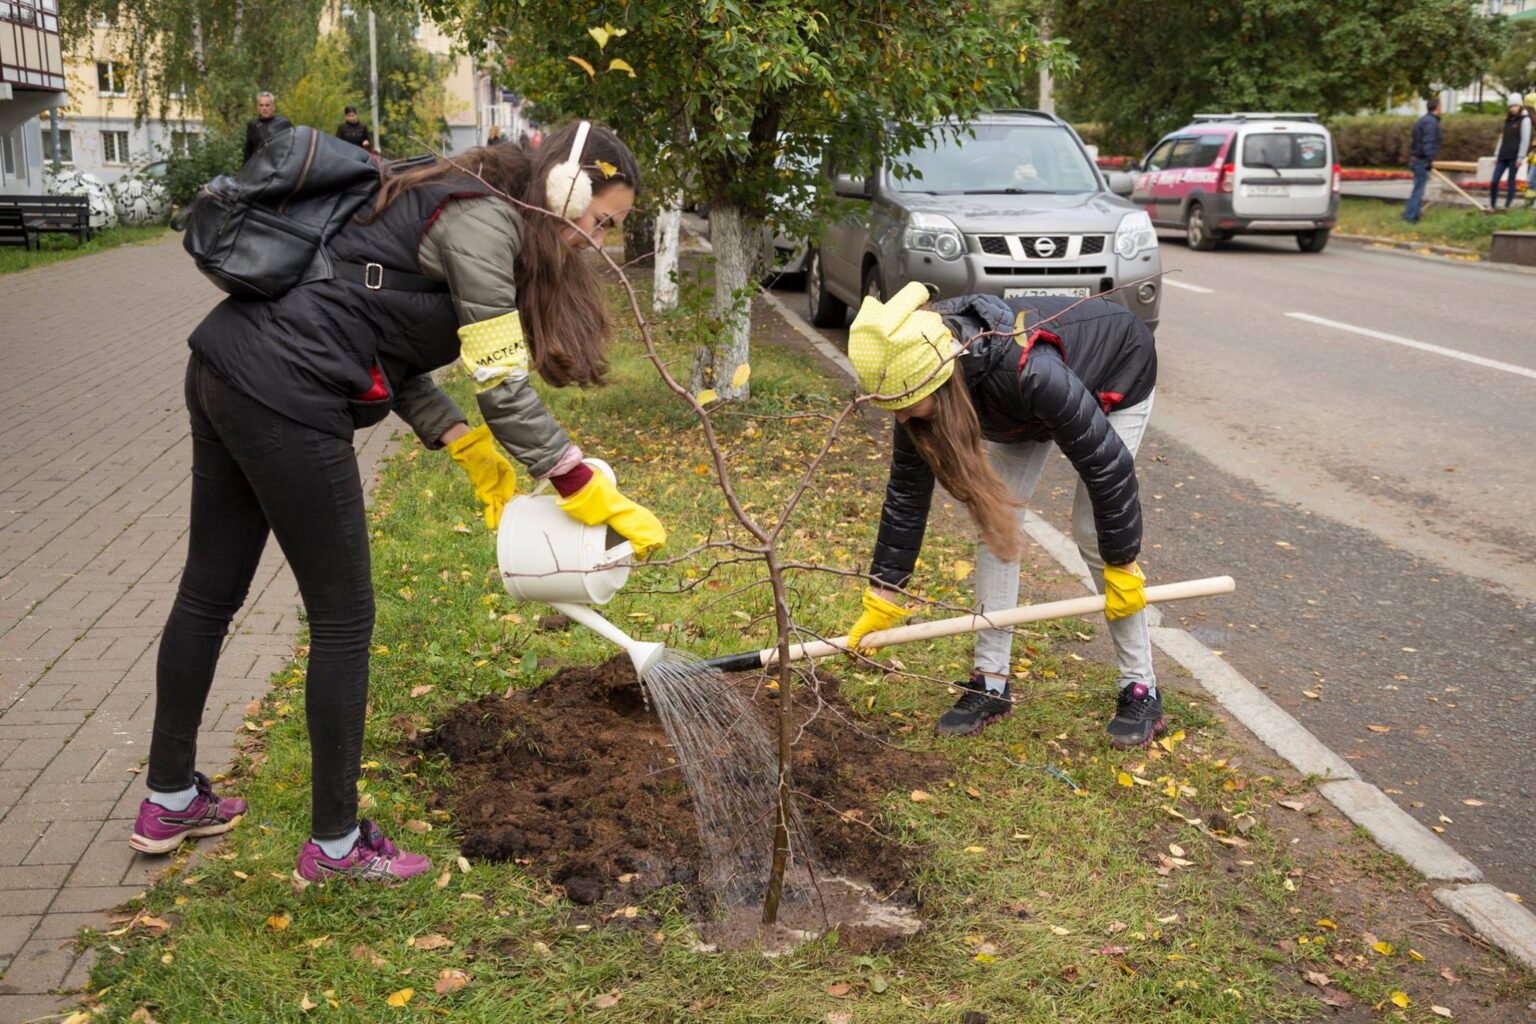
{"left": 1193, "top": 133, "right": 1227, "bottom": 167}
{"left": 1165, "top": 137, "right": 1199, "bottom": 169}
{"left": 1143, "top": 139, "right": 1175, "bottom": 173}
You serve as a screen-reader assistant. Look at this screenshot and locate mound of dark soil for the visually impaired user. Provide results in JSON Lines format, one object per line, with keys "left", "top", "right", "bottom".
{"left": 420, "top": 657, "right": 946, "bottom": 914}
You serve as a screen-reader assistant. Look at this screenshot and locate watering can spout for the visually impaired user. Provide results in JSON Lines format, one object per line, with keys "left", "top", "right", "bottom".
{"left": 551, "top": 603, "right": 664, "bottom": 680}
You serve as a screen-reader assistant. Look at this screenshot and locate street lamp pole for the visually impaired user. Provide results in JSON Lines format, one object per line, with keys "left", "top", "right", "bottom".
{"left": 368, "top": 8, "right": 381, "bottom": 154}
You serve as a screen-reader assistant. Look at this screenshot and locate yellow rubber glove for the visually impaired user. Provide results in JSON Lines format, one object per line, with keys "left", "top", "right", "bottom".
{"left": 846, "top": 588, "right": 911, "bottom": 655}
{"left": 556, "top": 472, "right": 667, "bottom": 559}
{"left": 1103, "top": 562, "right": 1147, "bottom": 621}
{"left": 445, "top": 425, "right": 518, "bottom": 530}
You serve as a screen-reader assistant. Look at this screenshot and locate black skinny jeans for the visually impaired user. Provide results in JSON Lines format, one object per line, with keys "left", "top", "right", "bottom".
{"left": 149, "top": 355, "right": 374, "bottom": 840}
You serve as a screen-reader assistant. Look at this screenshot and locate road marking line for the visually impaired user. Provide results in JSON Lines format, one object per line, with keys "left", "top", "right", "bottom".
{"left": 1287, "top": 312, "right": 1536, "bottom": 381}
{"left": 1164, "top": 279, "right": 1213, "bottom": 293}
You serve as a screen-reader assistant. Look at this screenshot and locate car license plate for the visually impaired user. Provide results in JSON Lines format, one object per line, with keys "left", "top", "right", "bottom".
{"left": 1246, "top": 184, "right": 1289, "bottom": 196}
{"left": 1003, "top": 287, "right": 1091, "bottom": 298}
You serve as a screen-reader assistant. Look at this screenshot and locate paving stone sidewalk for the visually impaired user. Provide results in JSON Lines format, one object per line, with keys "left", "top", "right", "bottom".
{"left": 0, "top": 238, "right": 400, "bottom": 1021}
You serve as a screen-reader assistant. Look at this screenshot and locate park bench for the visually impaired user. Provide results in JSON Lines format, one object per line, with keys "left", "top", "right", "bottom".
{"left": 0, "top": 207, "right": 36, "bottom": 249}
{"left": 0, "top": 195, "right": 94, "bottom": 243}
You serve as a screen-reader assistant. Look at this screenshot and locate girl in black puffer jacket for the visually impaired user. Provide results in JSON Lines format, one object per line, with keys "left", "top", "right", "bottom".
{"left": 844, "top": 283, "right": 1161, "bottom": 748}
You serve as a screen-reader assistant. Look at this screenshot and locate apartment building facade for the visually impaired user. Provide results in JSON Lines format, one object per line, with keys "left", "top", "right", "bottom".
{"left": 1, "top": 0, "right": 67, "bottom": 194}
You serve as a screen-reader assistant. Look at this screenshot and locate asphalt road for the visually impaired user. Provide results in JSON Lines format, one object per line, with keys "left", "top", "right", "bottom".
{"left": 770, "top": 234, "right": 1536, "bottom": 895}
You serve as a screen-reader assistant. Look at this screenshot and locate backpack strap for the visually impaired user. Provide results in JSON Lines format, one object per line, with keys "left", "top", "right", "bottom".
{"left": 333, "top": 260, "right": 448, "bottom": 293}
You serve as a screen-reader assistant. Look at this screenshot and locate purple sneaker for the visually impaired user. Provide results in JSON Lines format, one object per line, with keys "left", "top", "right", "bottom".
{"left": 129, "top": 772, "right": 248, "bottom": 854}
{"left": 292, "top": 819, "right": 431, "bottom": 890}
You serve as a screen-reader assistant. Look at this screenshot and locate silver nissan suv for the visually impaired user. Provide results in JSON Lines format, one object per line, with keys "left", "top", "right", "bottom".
{"left": 807, "top": 110, "right": 1161, "bottom": 331}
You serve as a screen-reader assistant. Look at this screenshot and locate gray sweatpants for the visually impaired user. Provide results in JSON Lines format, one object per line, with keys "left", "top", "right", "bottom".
{"left": 972, "top": 392, "right": 1155, "bottom": 689}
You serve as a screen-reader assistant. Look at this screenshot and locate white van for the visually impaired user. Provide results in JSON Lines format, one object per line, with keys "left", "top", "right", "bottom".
{"left": 1130, "top": 113, "right": 1340, "bottom": 252}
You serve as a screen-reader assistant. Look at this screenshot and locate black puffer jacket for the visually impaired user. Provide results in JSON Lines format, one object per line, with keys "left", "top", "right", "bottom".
{"left": 869, "top": 295, "right": 1155, "bottom": 588}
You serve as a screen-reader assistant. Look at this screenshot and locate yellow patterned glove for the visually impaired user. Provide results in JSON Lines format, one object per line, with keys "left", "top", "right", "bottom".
{"left": 847, "top": 281, "right": 955, "bottom": 410}
{"left": 1103, "top": 562, "right": 1147, "bottom": 621}
{"left": 846, "top": 588, "right": 911, "bottom": 655}
{"left": 446, "top": 425, "right": 518, "bottom": 530}
{"left": 556, "top": 472, "right": 667, "bottom": 559}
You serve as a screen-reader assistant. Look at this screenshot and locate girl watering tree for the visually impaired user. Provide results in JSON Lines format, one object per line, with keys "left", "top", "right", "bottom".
{"left": 131, "top": 122, "right": 665, "bottom": 887}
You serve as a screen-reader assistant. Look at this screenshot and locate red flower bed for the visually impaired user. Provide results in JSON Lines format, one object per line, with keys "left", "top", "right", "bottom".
{"left": 1339, "top": 168, "right": 1412, "bottom": 181}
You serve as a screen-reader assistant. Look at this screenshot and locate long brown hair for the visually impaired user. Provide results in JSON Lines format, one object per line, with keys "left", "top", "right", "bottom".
{"left": 367, "top": 122, "right": 641, "bottom": 388}
{"left": 904, "top": 373, "right": 1023, "bottom": 562}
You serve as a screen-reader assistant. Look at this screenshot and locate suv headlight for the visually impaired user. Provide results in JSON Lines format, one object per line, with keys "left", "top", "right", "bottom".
{"left": 1114, "top": 211, "right": 1157, "bottom": 259}
{"left": 903, "top": 213, "right": 964, "bottom": 261}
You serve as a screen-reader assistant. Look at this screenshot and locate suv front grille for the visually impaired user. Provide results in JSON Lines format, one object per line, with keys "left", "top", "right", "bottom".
{"left": 983, "top": 265, "right": 1108, "bottom": 277}
{"left": 974, "top": 235, "right": 1109, "bottom": 259}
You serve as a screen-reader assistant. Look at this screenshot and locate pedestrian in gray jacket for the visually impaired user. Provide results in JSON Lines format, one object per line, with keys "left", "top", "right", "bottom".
{"left": 1491, "top": 95, "right": 1531, "bottom": 210}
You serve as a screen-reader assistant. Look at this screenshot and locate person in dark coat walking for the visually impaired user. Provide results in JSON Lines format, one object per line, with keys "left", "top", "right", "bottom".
{"left": 1491, "top": 94, "right": 1531, "bottom": 210}
{"left": 244, "top": 91, "right": 294, "bottom": 164}
{"left": 1403, "top": 97, "right": 1442, "bottom": 223}
{"left": 842, "top": 284, "right": 1163, "bottom": 749}
{"left": 336, "top": 105, "right": 372, "bottom": 152}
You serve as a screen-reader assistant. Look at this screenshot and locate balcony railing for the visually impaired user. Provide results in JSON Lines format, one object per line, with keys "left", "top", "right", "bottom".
{"left": 2, "top": 0, "right": 64, "bottom": 91}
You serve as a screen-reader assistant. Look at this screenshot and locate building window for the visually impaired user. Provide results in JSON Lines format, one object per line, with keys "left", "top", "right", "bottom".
{"left": 102, "top": 129, "right": 131, "bottom": 164}
{"left": 96, "top": 61, "right": 129, "bottom": 97}
{"left": 170, "top": 130, "right": 197, "bottom": 156}
{"left": 46, "top": 128, "right": 73, "bottom": 165}
{"left": 1, "top": 131, "right": 17, "bottom": 177}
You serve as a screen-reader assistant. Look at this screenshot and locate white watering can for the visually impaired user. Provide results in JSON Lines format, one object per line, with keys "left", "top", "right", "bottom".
{"left": 496, "top": 459, "right": 665, "bottom": 678}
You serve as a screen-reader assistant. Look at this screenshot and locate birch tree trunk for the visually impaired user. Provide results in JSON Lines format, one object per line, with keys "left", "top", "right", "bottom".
{"left": 653, "top": 189, "right": 682, "bottom": 313}
{"left": 690, "top": 200, "right": 755, "bottom": 401}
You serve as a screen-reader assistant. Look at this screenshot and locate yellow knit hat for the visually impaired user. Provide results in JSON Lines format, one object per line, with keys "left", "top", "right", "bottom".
{"left": 847, "top": 281, "right": 956, "bottom": 410}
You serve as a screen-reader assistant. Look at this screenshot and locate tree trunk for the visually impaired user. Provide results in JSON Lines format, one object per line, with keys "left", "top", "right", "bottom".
{"left": 623, "top": 206, "right": 656, "bottom": 266}
{"left": 690, "top": 200, "right": 755, "bottom": 401}
{"left": 653, "top": 189, "right": 682, "bottom": 313}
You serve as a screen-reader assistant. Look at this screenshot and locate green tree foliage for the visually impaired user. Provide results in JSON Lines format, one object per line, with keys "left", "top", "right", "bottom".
{"left": 58, "top": 0, "right": 328, "bottom": 129}
{"left": 1049, "top": 0, "right": 1506, "bottom": 154}
{"left": 285, "top": 33, "right": 358, "bottom": 135}
{"left": 420, "top": 0, "right": 1067, "bottom": 400}
{"left": 344, "top": 3, "right": 453, "bottom": 158}
{"left": 162, "top": 129, "right": 243, "bottom": 206}
{"left": 1490, "top": 19, "right": 1536, "bottom": 99}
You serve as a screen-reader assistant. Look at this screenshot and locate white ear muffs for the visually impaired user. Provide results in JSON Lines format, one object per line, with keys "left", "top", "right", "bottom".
{"left": 544, "top": 120, "right": 594, "bottom": 219}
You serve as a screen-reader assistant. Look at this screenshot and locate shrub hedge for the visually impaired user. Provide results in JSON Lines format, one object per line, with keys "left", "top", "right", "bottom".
{"left": 1328, "top": 114, "right": 1504, "bottom": 166}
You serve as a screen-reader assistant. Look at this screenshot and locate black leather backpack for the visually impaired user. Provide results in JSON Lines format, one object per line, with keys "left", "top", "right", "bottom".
{"left": 174, "top": 126, "right": 380, "bottom": 300}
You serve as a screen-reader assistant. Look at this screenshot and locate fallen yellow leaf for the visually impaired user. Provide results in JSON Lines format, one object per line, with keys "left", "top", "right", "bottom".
{"left": 1372, "top": 941, "right": 1396, "bottom": 956}
{"left": 385, "top": 988, "right": 414, "bottom": 1007}
{"left": 1315, "top": 918, "right": 1336, "bottom": 930}
{"left": 1116, "top": 772, "right": 1135, "bottom": 788}
{"left": 266, "top": 913, "right": 290, "bottom": 932}
{"left": 300, "top": 993, "right": 317, "bottom": 1012}
{"left": 909, "top": 789, "right": 933, "bottom": 802}
{"left": 1408, "top": 948, "right": 1425, "bottom": 961}
{"left": 731, "top": 363, "right": 751, "bottom": 388}
{"left": 1367, "top": 724, "right": 1391, "bottom": 733}
{"left": 1389, "top": 990, "right": 1410, "bottom": 1008}
{"left": 1430, "top": 1005, "right": 1453, "bottom": 1018}
{"left": 951, "top": 559, "right": 973, "bottom": 580}
{"left": 963, "top": 846, "right": 986, "bottom": 854}
{"left": 410, "top": 933, "right": 453, "bottom": 951}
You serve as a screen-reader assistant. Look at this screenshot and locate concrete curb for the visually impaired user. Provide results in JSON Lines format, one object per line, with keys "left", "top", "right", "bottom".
{"left": 1148, "top": 627, "right": 1358, "bottom": 783}
{"left": 742, "top": 250, "right": 1536, "bottom": 975}
{"left": 1435, "top": 885, "right": 1536, "bottom": 970}
{"left": 1319, "top": 780, "right": 1481, "bottom": 882}
{"left": 1334, "top": 231, "right": 1481, "bottom": 258}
